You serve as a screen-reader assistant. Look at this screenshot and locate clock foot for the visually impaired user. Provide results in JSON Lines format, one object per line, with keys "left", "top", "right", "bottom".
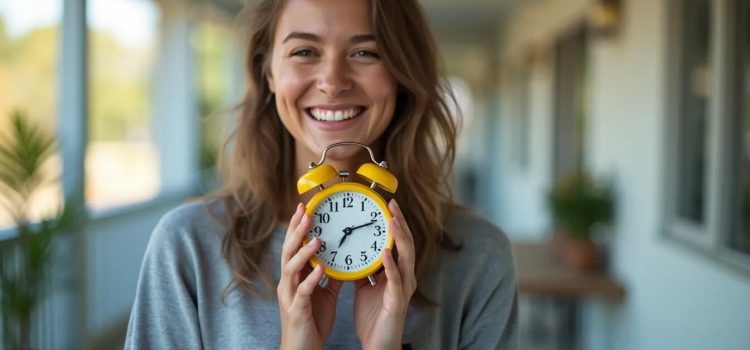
{"left": 318, "top": 275, "right": 329, "bottom": 288}
{"left": 367, "top": 274, "right": 377, "bottom": 286}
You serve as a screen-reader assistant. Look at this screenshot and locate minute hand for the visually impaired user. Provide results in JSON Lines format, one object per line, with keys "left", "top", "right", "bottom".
{"left": 349, "top": 220, "right": 376, "bottom": 231}
{"left": 338, "top": 220, "right": 377, "bottom": 248}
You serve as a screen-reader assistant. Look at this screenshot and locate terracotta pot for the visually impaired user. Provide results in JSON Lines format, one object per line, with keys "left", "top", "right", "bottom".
{"left": 552, "top": 232, "right": 601, "bottom": 272}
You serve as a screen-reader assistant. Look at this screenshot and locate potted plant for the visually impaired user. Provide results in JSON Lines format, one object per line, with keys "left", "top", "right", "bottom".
{"left": 0, "top": 110, "right": 81, "bottom": 349}
{"left": 548, "top": 171, "right": 613, "bottom": 271}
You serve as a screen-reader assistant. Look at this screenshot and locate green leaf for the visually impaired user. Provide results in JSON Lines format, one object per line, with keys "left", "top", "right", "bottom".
{"left": 0, "top": 109, "right": 77, "bottom": 346}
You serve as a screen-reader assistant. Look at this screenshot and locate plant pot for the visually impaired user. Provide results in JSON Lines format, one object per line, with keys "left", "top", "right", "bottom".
{"left": 552, "top": 232, "right": 601, "bottom": 272}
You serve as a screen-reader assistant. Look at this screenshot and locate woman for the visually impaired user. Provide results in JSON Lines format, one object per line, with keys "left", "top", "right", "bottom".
{"left": 125, "top": 0, "right": 518, "bottom": 349}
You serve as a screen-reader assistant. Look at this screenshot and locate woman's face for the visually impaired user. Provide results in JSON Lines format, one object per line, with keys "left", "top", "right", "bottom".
{"left": 267, "top": 0, "right": 397, "bottom": 164}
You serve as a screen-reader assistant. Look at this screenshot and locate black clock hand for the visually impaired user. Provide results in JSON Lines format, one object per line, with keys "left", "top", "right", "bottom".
{"left": 338, "top": 220, "right": 377, "bottom": 248}
{"left": 338, "top": 227, "right": 353, "bottom": 248}
{"left": 349, "top": 220, "right": 376, "bottom": 231}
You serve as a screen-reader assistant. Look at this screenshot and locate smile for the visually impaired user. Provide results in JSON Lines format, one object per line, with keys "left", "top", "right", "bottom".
{"left": 306, "top": 107, "right": 365, "bottom": 122}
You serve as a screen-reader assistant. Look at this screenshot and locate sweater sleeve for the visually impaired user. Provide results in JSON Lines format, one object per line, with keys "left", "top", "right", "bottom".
{"left": 124, "top": 223, "right": 203, "bottom": 349}
{"left": 458, "top": 233, "right": 520, "bottom": 350}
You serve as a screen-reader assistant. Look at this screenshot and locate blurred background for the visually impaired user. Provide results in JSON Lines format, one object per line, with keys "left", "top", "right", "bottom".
{"left": 0, "top": 0, "right": 749, "bottom": 349}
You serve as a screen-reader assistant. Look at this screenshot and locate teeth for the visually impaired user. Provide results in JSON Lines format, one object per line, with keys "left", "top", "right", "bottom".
{"left": 309, "top": 107, "right": 362, "bottom": 122}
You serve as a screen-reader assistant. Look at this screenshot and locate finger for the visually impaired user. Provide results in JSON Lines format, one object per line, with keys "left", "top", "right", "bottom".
{"left": 389, "top": 199, "right": 415, "bottom": 248}
{"left": 291, "top": 265, "right": 325, "bottom": 312}
{"left": 282, "top": 212, "right": 313, "bottom": 266}
{"left": 389, "top": 215, "right": 416, "bottom": 292}
{"left": 388, "top": 213, "right": 415, "bottom": 271}
{"left": 283, "top": 236, "right": 320, "bottom": 282}
{"left": 280, "top": 236, "right": 319, "bottom": 300}
{"left": 381, "top": 248, "right": 403, "bottom": 292}
{"left": 281, "top": 203, "right": 305, "bottom": 264}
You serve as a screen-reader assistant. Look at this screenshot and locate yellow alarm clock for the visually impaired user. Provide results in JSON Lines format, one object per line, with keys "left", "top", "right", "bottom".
{"left": 298, "top": 142, "right": 397, "bottom": 286}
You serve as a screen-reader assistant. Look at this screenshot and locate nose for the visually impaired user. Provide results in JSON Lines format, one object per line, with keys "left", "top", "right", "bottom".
{"left": 317, "top": 56, "right": 352, "bottom": 97}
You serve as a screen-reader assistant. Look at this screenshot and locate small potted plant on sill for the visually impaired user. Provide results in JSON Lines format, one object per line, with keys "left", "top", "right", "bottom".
{"left": 548, "top": 171, "right": 614, "bottom": 271}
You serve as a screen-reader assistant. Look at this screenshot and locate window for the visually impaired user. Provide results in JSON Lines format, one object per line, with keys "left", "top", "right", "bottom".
{"left": 553, "top": 24, "right": 589, "bottom": 183}
{"left": 675, "top": 0, "right": 711, "bottom": 227}
{"left": 0, "top": 0, "right": 63, "bottom": 229}
{"left": 193, "top": 20, "right": 236, "bottom": 184}
{"left": 667, "top": 0, "right": 750, "bottom": 265}
{"left": 86, "top": 0, "right": 160, "bottom": 211}
{"left": 729, "top": 0, "right": 750, "bottom": 254}
{"left": 505, "top": 64, "right": 531, "bottom": 170}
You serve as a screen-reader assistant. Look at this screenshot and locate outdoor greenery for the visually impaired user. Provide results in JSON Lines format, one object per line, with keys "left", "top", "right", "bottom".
{"left": 0, "top": 16, "right": 154, "bottom": 143}
{"left": 0, "top": 19, "right": 59, "bottom": 133}
{"left": 548, "top": 171, "right": 614, "bottom": 240}
{"left": 0, "top": 110, "right": 82, "bottom": 349}
{"left": 196, "top": 21, "right": 234, "bottom": 173}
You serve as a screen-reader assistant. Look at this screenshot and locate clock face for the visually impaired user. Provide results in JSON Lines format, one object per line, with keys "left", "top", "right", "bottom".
{"left": 307, "top": 190, "right": 389, "bottom": 275}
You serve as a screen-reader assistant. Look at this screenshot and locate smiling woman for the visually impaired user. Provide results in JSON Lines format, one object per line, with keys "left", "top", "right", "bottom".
{"left": 267, "top": 0, "right": 397, "bottom": 165}
{"left": 125, "top": 0, "right": 518, "bottom": 349}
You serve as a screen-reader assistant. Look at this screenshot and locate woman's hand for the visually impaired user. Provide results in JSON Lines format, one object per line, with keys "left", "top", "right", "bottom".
{"left": 354, "top": 199, "right": 417, "bottom": 350}
{"left": 278, "top": 203, "right": 343, "bottom": 350}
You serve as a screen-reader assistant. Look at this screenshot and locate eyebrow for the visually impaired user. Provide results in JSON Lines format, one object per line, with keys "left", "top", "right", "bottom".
{"left": 282, "top": 32, "right": 376, "bottom": 45}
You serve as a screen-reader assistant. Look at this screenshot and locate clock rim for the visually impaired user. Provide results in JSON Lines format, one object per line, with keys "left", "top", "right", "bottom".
{"left": 303, "top": 182, "right": 394, "bottom": 281}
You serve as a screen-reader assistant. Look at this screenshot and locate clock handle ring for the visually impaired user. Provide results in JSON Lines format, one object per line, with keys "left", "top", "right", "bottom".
{"left": 309, "top": 142, "right": 387, "bottom": 169}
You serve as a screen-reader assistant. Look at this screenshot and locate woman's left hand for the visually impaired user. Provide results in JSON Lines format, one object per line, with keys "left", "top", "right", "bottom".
{"left": 353, "top": 199, "right": 417, "bottom": 350}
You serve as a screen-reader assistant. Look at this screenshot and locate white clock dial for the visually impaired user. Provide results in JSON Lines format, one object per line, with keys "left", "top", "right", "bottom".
{"left": 308, "top": 190, "right": 388, "bottom": 273}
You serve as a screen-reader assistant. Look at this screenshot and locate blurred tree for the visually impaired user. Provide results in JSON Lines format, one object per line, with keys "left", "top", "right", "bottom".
{"left": 89, "top": 30, "right": 154, "bottom": 142}
{"left": 0, "top": 27, "right": 59, "bottom": 129}
{"left": 195, "top": 22, "right": 233, "bottom": 175}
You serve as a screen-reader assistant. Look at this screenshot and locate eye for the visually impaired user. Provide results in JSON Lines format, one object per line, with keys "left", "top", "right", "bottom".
{"left": 290, "top": 49, "right": 316, "bottom": 57}
{"left": 352, "top": 49, "right": 379, "bottom": 59}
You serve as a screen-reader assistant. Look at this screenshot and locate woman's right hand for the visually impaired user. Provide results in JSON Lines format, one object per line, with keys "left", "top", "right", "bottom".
{"left": 278, "top": 203, "right": 343, "bottom": 350}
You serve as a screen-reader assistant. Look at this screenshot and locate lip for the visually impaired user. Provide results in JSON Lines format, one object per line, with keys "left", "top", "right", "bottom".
{"left": 304, "top": 104, "right": 367, "bottom": 132}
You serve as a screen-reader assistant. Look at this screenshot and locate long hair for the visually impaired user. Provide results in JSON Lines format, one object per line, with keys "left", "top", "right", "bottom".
{"left": 212, "top": 0, "right": 460, "bottom": 304}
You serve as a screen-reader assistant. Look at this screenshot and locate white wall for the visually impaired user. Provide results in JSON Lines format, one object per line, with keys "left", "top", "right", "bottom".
{"left": 493, "top": 0, "right": 750, "bottom": 349}
{"left": 84, "top": 199, "right": 183, "bottom": 343}
{"left": 489, "top": 60, "right": 556, "bottom": 240}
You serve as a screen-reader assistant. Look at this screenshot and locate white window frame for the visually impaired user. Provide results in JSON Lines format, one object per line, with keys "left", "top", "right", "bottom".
{"left": 665, "top": 0, "right": 750, "bottom": 271}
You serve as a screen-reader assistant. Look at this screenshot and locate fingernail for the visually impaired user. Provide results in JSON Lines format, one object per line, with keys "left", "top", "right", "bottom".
{"left": 393, "top": 217, "right": 401, "bottom": 227}
{"left": 296, "top": 203, "right": 304, "bottom": 214}
{"left": 309, "top": 236, "right": 318, "bottom": 247}
{"left": 392, "top": 199, "right": 401, "bottom": 210}
{"left": 301, "top": 215, "right": 311, "bottom": 224}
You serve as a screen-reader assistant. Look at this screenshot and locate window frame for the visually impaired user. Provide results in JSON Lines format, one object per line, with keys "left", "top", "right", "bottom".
{"left": 665, "top": 0, "right": 750, "bottom": 273}
{"left": 552, "top": 23, "right": 589, "bottom": 184}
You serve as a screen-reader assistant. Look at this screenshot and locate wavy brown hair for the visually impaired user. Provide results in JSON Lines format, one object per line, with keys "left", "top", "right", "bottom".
{"left": 212, "top": 0, "right": 461, "bottom": 304}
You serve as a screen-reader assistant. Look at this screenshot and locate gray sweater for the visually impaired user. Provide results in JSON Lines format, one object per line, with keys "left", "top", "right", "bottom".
{"left": 124, "top": 201, "right": 518, "bottom": 349}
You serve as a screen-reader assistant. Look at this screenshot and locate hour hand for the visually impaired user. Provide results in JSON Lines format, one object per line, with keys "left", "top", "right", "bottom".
{"left": 338, "top": 227, "right": 353, "bottom": 248}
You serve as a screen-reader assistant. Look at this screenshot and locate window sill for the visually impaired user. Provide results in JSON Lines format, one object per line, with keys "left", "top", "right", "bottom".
{"left": 0, "top": 187, "right": 199, "bottom": 243}
{"left": 663, "top": 225, "right": 750, "bottom": 280}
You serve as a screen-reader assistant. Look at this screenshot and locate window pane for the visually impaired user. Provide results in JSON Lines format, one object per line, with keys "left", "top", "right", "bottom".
{"left": 0, "top": 1, "right": 63, "bottom": 229}
{"left": 194, "top": 21, "right": 234, "bottom": 177}
{"left": 86, "top": 0, "right": 160, "bottom": 210}
{"left": 675, "top": 0, "right": 711, "bottom": 224}
{"left": 553, "top": 26, "right": 588, "bottom": 183}
{"left": 731, "top": 0, "right": 750, "bottom": 253}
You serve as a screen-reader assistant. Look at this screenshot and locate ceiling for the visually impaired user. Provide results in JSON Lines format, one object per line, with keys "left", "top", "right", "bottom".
{"left": 202, "top": 0, "right": 521, "bottom": 28}
{"left": 199, "top": 0, "right": 524, "bottom": 63}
